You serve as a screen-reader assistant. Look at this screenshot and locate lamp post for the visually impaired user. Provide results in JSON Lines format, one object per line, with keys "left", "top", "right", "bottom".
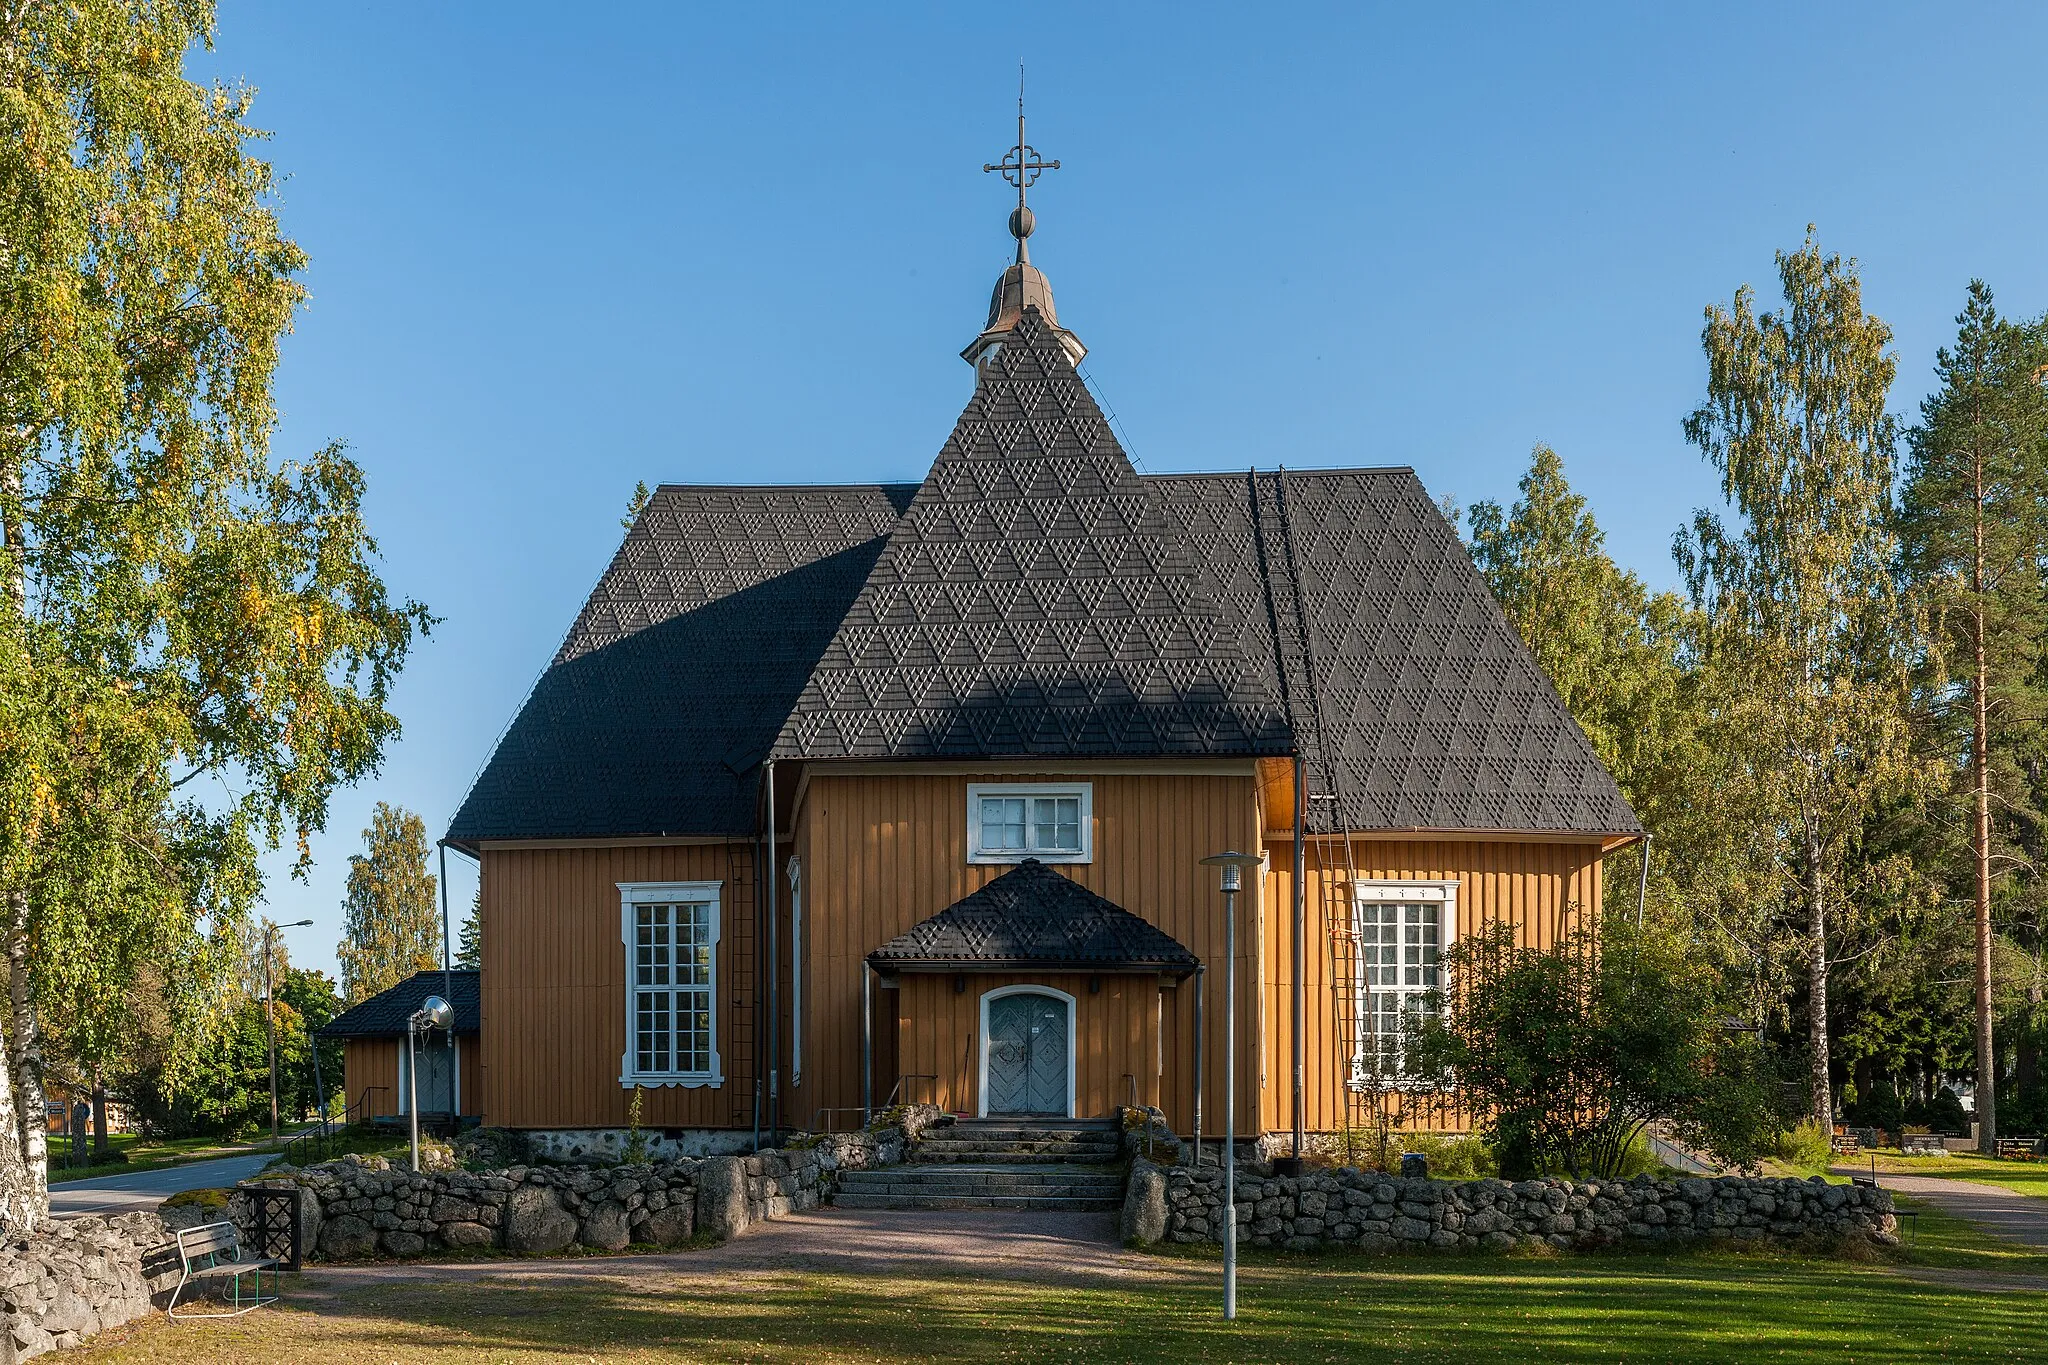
{"left": 408, "top": 995, "right": 453, "bottom": 1172}
{"left": 1200, "top": 851, "right": 1263, "bottom": 1322}
{"left": 263, "top": 919, "right": 315, "bottom": 1145}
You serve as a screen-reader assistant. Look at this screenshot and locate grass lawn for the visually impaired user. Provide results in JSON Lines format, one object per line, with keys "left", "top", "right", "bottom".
{"left": 76, "top": 1222, "right": 2048, "bottom": 1363}
{"left": 44, "top": 1131, "right": 273, "bottom": 1184}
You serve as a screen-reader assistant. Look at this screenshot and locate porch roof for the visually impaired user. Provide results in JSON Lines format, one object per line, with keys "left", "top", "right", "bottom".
{"left": 867, "top": 859, "right": 1198, "bottom": 977}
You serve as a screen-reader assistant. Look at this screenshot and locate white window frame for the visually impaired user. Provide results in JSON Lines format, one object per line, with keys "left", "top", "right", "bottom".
{"left": 1348, "top": 879, "right": 1459, "bottom": 1089}
{"left": 966, "top": 782, "right": 1093, "bottom": 864}
{"left": 617, "top": 881, "right": 724, "bottom": 1089}
{"left": 786, "top": 856, "right": 804, "bottom": 1089}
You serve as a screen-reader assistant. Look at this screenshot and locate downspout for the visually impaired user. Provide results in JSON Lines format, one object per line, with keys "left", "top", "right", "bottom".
{"left": 439, "top": 842, "right": 454, "bottom": 1120}
{"left": 1292, "top": 755, "right": 1307, "bottom": 1163}
{"left": 1635, "top": 834, "right": 1651, "bottom": 930}
{"left": 862, "top": 964, "right": 874, "bottom": 1125}
{"left": 766, "top": 761, "right": 780, "bottom": 1142}
{"left": 1193, "top": 963, "right": 1206, "bottom": 1165}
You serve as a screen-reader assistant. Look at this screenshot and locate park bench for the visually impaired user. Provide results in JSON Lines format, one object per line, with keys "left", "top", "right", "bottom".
{"left": 167, "top": 1220, "right": 279, "bottom": 1320}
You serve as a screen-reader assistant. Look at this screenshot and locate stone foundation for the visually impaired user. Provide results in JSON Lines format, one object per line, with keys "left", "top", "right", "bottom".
{"left": 520, "top": 1128, "right": 760, "bottom": 1164}
{"left": 1126, "top": 1159, "right": 1898, "bottom": 1253}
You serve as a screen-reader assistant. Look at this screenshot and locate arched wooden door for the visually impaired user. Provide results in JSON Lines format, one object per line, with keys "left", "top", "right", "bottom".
{"left": 981, "top": 990, "right": 1072, "bottom": 1117}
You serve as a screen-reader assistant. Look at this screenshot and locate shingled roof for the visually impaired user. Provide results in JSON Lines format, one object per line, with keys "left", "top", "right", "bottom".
{"left": 775, "top": 309, "right": 1291, "bottom": 761}
{"left": 1155, "top": 469, "right": 1640, "bottom": 835}
{"left": 447, "top": 485, "right": 913, "bottom": 842}
{"left": 319, "top": 970, "right": 479, "bottom": 1039}
{"left": 867, "top": 860, "right": 1198, "bottom": 975}
{"left": 445, "top": 308, "right": 1638, "bottom": 843}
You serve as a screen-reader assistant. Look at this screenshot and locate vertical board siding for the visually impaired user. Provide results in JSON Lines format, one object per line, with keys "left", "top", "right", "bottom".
{"left": 1258, "top": 835, "right": 1606, "bottom": 1134}
{"left": 796, "top": 771, "right": 1260, "bottom": 1134}
{"left": 480, "top": 843, "right": 757, "bottom": 1129}
{"left": 894, "top": 972, "right": 1169, "bottom": 1118}
{"left": 343, "top": 1039, "right": 399, "bottom": 1118}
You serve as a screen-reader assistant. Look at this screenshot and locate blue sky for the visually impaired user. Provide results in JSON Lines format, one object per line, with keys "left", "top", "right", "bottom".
{"left": 202, "top": 2, "right": 2048, "bottom": 975}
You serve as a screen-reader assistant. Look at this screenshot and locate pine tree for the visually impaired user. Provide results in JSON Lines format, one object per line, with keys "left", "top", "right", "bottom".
{"left": 1899, "top": 282, "right": 2048, "bottom": 1150}
{"left": 454, "top": 887, "right": 482, "bottom": 970}
{"left": 1677, "top": 230, "right": 1935, "bottom": 1131}
{"left": 337, "top": 805, "right": 440, "bottom": 1004}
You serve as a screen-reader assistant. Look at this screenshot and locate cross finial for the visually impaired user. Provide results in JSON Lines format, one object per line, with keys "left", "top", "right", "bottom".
{"left": 982, "top": 66, "right": 1059, "bottom": 265}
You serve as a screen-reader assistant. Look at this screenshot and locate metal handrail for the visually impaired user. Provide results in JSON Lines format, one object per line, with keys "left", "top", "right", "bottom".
{"left": 810, "top": 1075, "right": 940, "bottom": 1135}
{"left": 280, "top": 1085, "right": 388, "bottom": 1167}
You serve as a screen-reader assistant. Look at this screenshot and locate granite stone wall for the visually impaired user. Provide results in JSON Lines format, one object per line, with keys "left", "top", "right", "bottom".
{"left": 253, "top": 1105, "right": 943, "bottom": 1261}
{"left": 0, "top": 1212, "right": 181, "bottom": 1361}
{"left": 1126, "top": 1159, "right": 1898, "bottom": 1253}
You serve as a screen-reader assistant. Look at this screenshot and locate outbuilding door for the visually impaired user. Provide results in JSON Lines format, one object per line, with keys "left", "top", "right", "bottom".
{"left": 982, "top": 990, "right": 1071, "bottom": 1117}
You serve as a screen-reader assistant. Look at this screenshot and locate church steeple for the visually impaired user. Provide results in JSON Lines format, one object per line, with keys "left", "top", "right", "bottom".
{"left": 962, "top": 80, "right": 1087, "bottom": 369}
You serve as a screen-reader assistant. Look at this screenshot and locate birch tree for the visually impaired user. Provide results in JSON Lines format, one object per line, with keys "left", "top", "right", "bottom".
{"left": 1900, "top": 282, "right": 2048, "bottom": 1151}
{"left": 1676, "top": 230, "right": 1928, "bottom": 1131}
{"left": 0, "top": 3, "right": 427, "bottom": 1224}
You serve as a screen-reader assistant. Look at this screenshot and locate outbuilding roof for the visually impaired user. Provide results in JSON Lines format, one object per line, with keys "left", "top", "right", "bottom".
{"left": 866, "top": 860, "right": 1198, "bottom": 976}
{"left": 318, "top": 970, "right": 480, "bottom": 1039}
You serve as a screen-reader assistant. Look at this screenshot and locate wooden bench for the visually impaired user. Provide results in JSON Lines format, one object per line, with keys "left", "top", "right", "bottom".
{"left": 168, "top": 1221, "right": 279, "bottom": 1320}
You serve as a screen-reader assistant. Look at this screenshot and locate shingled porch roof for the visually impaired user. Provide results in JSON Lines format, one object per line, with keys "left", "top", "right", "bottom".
{"left": 867, "top": 859, "right": 1198, "bottom": 977}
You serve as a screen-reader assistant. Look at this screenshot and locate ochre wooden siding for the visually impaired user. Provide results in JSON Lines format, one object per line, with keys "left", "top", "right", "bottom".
{"left": 343, "top": 1039, "right": 398, "bottom": 1118}
{"left": 1256, "top": 835, "right": 1606, "bottom": 1134}
{"left": 478, "top": 843, "right": 757, "bottom": 1129}
{"left": 792, "top": 770, "right": 1261, "bottom": 1135}
{"left": 893, "top": 971, "right": 1171, "bottom": 1118}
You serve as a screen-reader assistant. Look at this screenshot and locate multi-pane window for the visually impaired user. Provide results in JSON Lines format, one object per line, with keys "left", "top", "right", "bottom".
{"left": 619, "top": 883, "right": 721, "bottom": 1086}
{"left": 1352, "top": 898, "right": 1445, "bottom": 1080}
{"left": 968, "top": 784, "right": 1091, "bottom": 862}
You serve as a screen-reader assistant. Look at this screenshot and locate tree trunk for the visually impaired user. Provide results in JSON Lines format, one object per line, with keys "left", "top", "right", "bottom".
{"left": 91, "top": 1074, "right": 107, "bottom": 1163}
{"left": 1973, "top": 449, "right": 1999, "bottom": 1154}
{"left": 1807, "top": 835, "right": 1833, "bottom": 1131}
{"left": 0, "top": 455, "right": 44, "bottom": 1226}
{"left": 4, "top": 903, "right": 47, "bottom": 1218}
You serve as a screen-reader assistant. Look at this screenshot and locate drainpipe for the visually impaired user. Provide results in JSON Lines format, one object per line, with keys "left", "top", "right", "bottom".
{"left": 440, "top": 842, "right": 454, "bottom": 1124}
{"left": 861, "top": 964, "right": 874, "bottom": 1125}
{"left": 766, "top": 761, "right": 780, "bottom": 1142}
{"left": 1635, "top": 834, "right": 1652, "bottom": 929}
{"left": 1193, "top": 963, "right": 1206, "bottom": 1165}
{"left": 1292, "top": 755, "right": 1307, "bottom": 1164}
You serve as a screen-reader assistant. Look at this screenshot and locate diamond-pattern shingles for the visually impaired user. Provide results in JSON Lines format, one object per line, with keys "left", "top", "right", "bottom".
{"left": 1147, "top": 468, "right": 1639, "bottom": 837}
{"left": 776, "top": 309, "right": 1291, "bottom": 760}
{"left": 447, "top": 483, "right": 915, "bottom": 840}
{"left": 867, "top": 859, "right": 1199, "bottom": 974}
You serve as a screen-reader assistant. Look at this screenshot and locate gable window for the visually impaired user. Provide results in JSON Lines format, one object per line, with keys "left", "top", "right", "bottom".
{"left": 617, "top": 881, "right": 723, "bottom": 1087}
{"left": 967, "top": 783, "right": 1092, "bottom": 864}
{"left": 1349, "top": 881, "right": 1458, "bottom": 1084}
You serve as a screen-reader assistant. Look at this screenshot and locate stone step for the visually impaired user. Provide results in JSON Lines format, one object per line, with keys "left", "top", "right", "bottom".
{"left": 915, "top": 1136, "right": 1121, "bottom": 1152}
{"left": 838, "top": 1171, "right": 1124, "bottom": 1195}
{"left": 831, "top": 1192, "right": 1124, "bottom": 1212}
{"left": 913, "top": 1150, "right": 1120, "bottom": 1165}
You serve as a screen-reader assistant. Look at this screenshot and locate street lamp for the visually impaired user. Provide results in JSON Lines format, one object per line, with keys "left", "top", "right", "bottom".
{"left": 263, "top": 919, "right": 315, "bottom": 1144}
{"left": 1200, "top": 850, "right": 1263, "bottom": 1322}
{"left": 408, "top": 995, "right": 454, "bottom": 1172}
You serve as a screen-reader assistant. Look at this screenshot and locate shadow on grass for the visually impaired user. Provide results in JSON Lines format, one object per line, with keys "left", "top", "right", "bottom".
{"left": 99, "top": 1245, "right": 2048, "bottom": 1365}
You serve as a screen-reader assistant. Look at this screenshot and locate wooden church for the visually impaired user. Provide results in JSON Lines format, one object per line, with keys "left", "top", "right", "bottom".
{"left": 439, "top": 121, "right": 1639, "bottom": 1154}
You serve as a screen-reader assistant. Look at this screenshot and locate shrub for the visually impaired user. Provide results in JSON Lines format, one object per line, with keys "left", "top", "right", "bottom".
{"left": 1927, "top": 1087, "right": 1969, "bottom": 1136}
{"left": 1772, "top": 1120, "right": 1833, "bottom": 1170}
{"left": 1400, "top": 1133, "right": 1495, "bottom": 1179}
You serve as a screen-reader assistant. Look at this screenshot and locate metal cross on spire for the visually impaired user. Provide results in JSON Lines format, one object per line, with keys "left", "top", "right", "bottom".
{"left": 983, "top": 67, "right": 1059, "bottom": 265}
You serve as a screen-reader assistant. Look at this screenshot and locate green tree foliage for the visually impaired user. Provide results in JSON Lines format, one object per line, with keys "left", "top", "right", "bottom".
{"left": 0, "top": 3, "right": 428, "bottom": 1220}
{"left": 1407, "top": 920, "right": 1786, "bottom": 1178}
{"left": 453, "top": 886, "right": 481, "bottom": 970}
{"left": 1899, "top": 282, "right": 2048, "bottom": 1149}
{"left": 1676, "top": 230, "right": 1934, "bottom": 1131}
{"left": 337, "top": 804, "right": 440, "bottom": 1005}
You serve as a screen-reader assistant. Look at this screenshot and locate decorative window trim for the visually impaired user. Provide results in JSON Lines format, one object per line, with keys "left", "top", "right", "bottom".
{"left": 976, "top": 985, "right": 1077, "bottom": 1119}
{"left": 966, "top": 783, "right": 1094, "bottom": 864}
{"left": 1347, "top": 879, "right": 1459, "bottom": 1091}
{"left": 787, "top": 857, "right": 804, "bottom": 1089}
{"left": 617, "top": 881, "right": 724, "bottom": 1089}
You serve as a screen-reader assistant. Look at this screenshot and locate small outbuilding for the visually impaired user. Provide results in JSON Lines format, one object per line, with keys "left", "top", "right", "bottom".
{"left": 318, "top": 969, "right": 480, "bottom": 1129}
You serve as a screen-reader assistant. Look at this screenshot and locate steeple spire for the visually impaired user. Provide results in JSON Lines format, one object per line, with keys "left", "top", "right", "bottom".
{"left": 984, "top": 67, "right": 1059, "bottom": 267}
{"left": 964, "top": 72, "right": 1086, "bottom": 369}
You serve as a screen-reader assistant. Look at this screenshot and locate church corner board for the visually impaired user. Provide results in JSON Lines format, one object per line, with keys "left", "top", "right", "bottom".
{"left": 437, "top": 117, "right": 1640, "bottom": 1144}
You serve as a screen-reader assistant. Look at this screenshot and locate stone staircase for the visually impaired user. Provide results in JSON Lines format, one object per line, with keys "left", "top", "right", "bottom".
{"left": 832, "top": 1120, "right": 1125, "bottom": 1211}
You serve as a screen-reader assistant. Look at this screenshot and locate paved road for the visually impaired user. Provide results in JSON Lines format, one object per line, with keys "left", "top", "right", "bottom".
{"left": 1836, "top": 1168, "right": 2048, "bottom": 1248}
{"left": 50, "top": 1151, "right": 278, "bottom": 1218}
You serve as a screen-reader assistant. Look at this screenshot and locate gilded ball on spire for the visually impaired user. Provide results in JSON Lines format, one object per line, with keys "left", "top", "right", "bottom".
{"left": 1009, "top": 205, "right": 1035, "bottom": 241}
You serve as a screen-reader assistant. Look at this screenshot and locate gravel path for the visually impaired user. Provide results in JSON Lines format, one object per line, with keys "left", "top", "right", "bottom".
{"left": 300, "top": 1207, "right": 1175, "bottom": 1291}
{"left": 1862, "top": 1172, "right": 2048, "bottom": 1248}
